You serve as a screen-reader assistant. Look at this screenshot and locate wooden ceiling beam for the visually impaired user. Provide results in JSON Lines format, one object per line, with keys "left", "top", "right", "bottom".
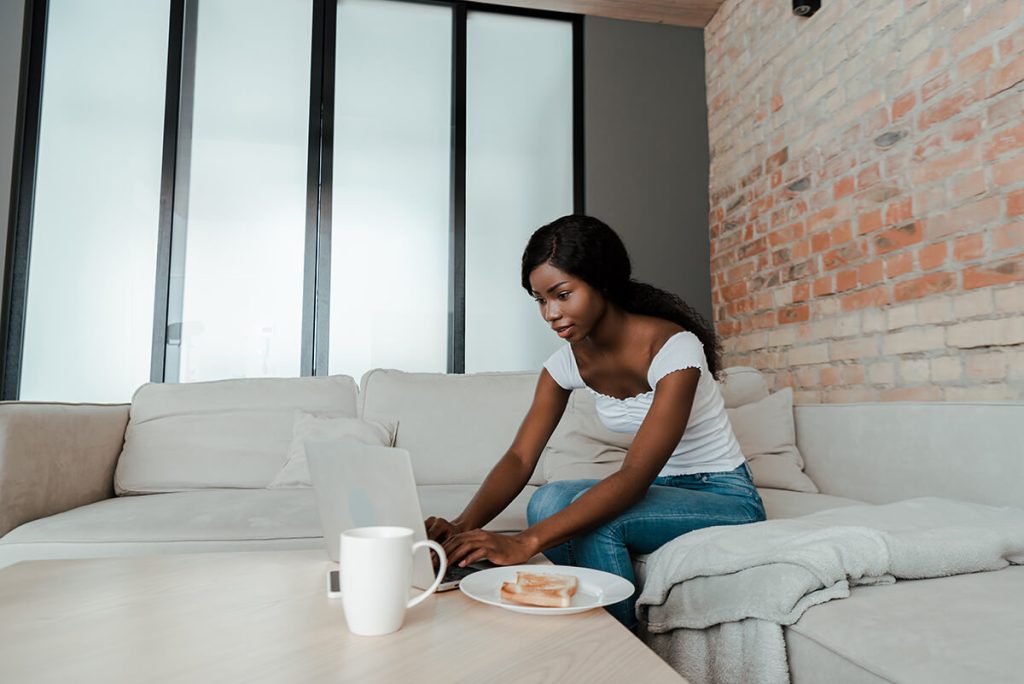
{"left": 467, "top": 1, "right": 724, "bottom": 28}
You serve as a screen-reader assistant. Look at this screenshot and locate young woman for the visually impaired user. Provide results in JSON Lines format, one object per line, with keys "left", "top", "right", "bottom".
{"left": 425, "top": 215, "right": 765, "bottom": 630}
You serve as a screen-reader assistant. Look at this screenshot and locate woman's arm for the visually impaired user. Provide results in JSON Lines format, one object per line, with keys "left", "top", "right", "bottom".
{"left": 445, "top": 368, "right": 700, "bottom": 566}
{"left": 425, "top": 370, "right": 569, "bottom": 541}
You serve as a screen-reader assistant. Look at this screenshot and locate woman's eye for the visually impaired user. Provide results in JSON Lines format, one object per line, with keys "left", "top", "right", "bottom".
{"left": 534, "top": 297, "right": 544, "bottom": 304}
{"left": 557, "top": 292, "right": 570, "bottom": 300}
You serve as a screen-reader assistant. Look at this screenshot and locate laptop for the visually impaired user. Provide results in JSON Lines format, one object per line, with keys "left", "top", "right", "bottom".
{"left": 305, "top": 437, "right": 492, "bottom": 591}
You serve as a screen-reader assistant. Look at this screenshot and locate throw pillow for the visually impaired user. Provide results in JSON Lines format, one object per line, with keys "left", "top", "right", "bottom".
{"left": 267, "top": 412, "right": 397, "bottom": 488}
{"left": 726, "top": 387, "right": 819, "bottom": 493}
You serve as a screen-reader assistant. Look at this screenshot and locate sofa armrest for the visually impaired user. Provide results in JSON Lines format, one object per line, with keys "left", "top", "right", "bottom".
{"left": 0, "top": 402, "right": 129, "bottom": 537}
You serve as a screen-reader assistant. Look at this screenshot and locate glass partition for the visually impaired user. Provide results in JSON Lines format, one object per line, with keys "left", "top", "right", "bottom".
{"left": 464, "top": 12, "right": 574, "bottom": 373}
{"left": 20, "top": 0, "right": 170, "bottom": 402}
{"left": 328, "top": 0, "right": 452, "bottom": 381}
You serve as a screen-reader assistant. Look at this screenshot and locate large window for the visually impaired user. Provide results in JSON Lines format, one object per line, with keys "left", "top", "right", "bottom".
{"left": 4, "top": 0, "right": 581, "bottom": 401}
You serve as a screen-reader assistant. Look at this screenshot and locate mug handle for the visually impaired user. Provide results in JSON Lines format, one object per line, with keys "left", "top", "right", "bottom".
{"left": 407, "top": 540, "right": 447, "bottom": 609}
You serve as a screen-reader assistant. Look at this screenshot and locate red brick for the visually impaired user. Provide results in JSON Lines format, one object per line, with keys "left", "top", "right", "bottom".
{"left": 811, "top": 231, "right": 831, "bottom": 253}
{"left": 834, "top": 176, "right": 855, "bottom": 200}
{"left": 917, "top": 79, "right": 986, "bottom": 131}
{"left": 766, "top": 147, "right": 789, "bottom": 173}
{"left": 858, "top": 260, "right": 885, "bottom": 286}
{"left": 820, "top": 367, "right": 842, "bottom": 387}
{"left": 950, "top": 169, "right": 987, "bottom": 202}
{"left": 963, "top": 257, "right": 1024, "bottom": 289}
{"left": 793, "top": 283, "right": 810, "bottom": 302}
{"left": 830, "top": 221, "right": 853, "bottom": 246}
{"left": 812, "top": 276, "right": 835, "bottom": 296}
{"left": 914, "top": 143, "right": 980, "bottom": 184}
{"left": 993, "top": 53, "right": 1024, "bottom": 96}
{"left": 924, "top": 197, "right": 1002, "bottom": 239}
{"left": 953, "top": 2, "right": 1021, "bottom": 55}
{"left": 873, "top": 222, "right": 923, "bottom": 255}
{"left": 1009, "top": 189, "right": 1024, "bottom": 216}
{"left": 777, "top": 304, "right": 810, "bottom": 325}
{"left": 885, "top": 252, "right": 914, "bottom": 278}
{"left": 951, "top": 115, "right": 983, "bottom": 143}
{"left": 957, "top": 46, "right": 994, "bottom": 81}
{"left": 993, "top": 155, "right": 1024, "bottom": 187}
{"left": 884, "top": 197, "right": 913, "bottom": 225}
{"left": 922, "top": 72, "right": 951, "bottom": 102}
{"left": 823, "top": 243, "right": 867, "bottom": 271}
{"left": 919, "top": 241, "right": 948, "bottom": 271}
{"left": 893, "top": 272, "right": 956, "bottom": 302}
{"left": 983, "top": 121, "right": 1024, "bottom": 161}
{"left": 791, "top": 239, "right": 811, "bottom": 260}
{"left": 857, "top": 163, "right": 881, "bottom": 190}
{"left": 858, "top": 210, "right": 883, "bottom": 236}
{"left": 768, "top": 222, "right": 804, "bottom": 247}
{"left": 892, "top": 92, "right": 916, "bottom": 120}
{"left": 954, "top": 234, "right": 985, "bottom": 262}
{"left": 840, "top": 286, "right": 891, "bottom": 312}
{"left": 722, "top": 282, "right": 747, "bottom": 300}
{"left": 836, "top": 269, "right": 859, "bottom": 292}
{"left": 994, "top": 221, "right": 1024, "bottom": 252}
{"left": 807, "top": 205, "right": 841, "bottom": 232}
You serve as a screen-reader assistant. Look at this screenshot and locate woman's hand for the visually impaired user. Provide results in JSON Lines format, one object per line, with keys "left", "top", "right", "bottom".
{"left": 424, "top": 516, "right": 465, "bottom": 544}
{"left": 443, "top": 529, "right": 538, "bottom": 568}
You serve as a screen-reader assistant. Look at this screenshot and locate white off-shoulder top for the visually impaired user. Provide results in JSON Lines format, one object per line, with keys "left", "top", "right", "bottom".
{"left": 543, "top": 331, "right": 745, "bottom": 476}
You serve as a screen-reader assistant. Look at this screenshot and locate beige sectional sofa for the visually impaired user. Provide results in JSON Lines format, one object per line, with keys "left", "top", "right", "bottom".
{"left": 1, "top": 367, "right": 1021, "bottom": 683}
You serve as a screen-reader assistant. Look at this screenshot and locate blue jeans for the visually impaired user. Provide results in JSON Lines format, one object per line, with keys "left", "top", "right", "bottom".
{"left": 526, "top": 463, "right": 766, "bottom": 631}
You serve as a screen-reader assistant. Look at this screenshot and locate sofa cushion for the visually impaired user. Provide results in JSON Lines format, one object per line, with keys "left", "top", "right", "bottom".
{"left": 266, "top": 413, "right": 397, "bottom": 488}
{"left": 794, "top": 402, "right": 1024, "bottom": 507}
{"left": 718, "top": 366, "right": 769, "bottom": 408}
{"left": 359, "top": 369, "right": 543, "bottom": 486}
{"left": 786, "top": 567, "right": 1024, "bottom": 684}
{"left": 0, "top": 486, "right": 534, "bottom": 569}
{"left": 114, "top": 375, "right": 359, "bottom": 494}
{"left": 727, "top": 388, "right": 818, "bottom": 493}
{"left": 758, "top": 488, "right": 862, "bottom": 519}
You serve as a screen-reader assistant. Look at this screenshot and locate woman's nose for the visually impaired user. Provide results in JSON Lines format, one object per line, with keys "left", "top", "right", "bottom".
{"left": 545, "top": 304, "right": 561, "bottom": 321}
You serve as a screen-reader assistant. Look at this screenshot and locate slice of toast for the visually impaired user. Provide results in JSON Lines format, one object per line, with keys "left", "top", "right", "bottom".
{"left": 500, "top": 571, "right": 579, "bottom": 608}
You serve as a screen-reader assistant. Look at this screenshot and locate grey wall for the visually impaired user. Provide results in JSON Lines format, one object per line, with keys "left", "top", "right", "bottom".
{"left": 0, "top": 0, "right": 26, "bottom": 308}
{"left": 584, "top": 17, "right": 711, "bottom": 322}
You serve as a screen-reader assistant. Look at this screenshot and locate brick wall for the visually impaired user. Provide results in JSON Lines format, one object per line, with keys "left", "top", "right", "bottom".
{"left": 705, "top": 0, "right": 1024, "bottom": 402}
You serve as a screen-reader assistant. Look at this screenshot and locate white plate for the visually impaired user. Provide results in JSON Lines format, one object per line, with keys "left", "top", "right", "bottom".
{"left": 458, "top": 565, "right": 635, "bottom": 616}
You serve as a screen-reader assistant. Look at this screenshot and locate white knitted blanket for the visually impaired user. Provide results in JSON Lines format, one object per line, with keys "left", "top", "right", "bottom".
{"left": 635, "top": 497, "right": 1024, "bottom": 684}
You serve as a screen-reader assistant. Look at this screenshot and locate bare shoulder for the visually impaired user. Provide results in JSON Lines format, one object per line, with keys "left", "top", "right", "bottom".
{"left": 634, "top": 315, "right": 687, "bottom": 355}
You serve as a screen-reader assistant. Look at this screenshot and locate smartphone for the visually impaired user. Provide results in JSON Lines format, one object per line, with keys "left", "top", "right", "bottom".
{"left": 326, "top": 569, "right": 341, "bottom": 598}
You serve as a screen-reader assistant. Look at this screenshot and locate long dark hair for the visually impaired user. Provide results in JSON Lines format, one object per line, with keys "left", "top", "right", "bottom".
{"left": 521, "top": 214, "right": 722, "bottom": 378}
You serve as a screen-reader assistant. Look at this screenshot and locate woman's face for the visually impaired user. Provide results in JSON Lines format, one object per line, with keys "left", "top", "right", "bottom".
{"left": 528, "top": 262, "right": 607, "bottom": 343}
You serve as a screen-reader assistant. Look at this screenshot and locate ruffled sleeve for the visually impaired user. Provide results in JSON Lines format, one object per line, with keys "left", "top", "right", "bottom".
{"left": 543, "top": 345, "right": 585, "bottom": 390}
{"left": 647, "top": 332, "right": 706, "bottom": 388}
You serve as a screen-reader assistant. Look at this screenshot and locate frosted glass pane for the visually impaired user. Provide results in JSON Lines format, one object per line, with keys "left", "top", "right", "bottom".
{"left": 464, "top": 13, "right": 573, "bottom": 373}
{"left": 175, "top": 0, "right": 312, "bottom": 382}
{"left": 329, "top": 0, "right": 451, "bottom": 381}
{"left": 21, "top": 0, "right": 170, "bottom": 402}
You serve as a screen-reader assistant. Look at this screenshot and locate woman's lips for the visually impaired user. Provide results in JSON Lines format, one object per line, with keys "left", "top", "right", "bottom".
{"left": 554, "top": 324, "right": 574, "bottom": 338}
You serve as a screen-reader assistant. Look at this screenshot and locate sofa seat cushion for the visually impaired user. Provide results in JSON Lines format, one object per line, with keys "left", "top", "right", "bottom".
{"left": 786, "top": 566, "right": 1024, "bottom": 684}
{"left": 0, "top": 486, "right": 535, "bottom": 569}
{"left": 759, "top": 487, "right": 863, "bottom": 519}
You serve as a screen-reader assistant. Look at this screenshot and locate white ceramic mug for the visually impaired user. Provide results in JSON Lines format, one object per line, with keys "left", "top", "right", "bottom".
{"left": 339, "top": 526, "right": 447, "bottom": 636}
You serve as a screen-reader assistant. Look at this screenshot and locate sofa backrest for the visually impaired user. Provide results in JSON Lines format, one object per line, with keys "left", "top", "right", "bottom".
{"left": 795, "top": 402, "right": 1024, "bottom": 508}
{"left": 115, "top": 375, "right": 358, "bottom": 494}
{"left": 359, "top": 369, "right": 544, "bottom": 486}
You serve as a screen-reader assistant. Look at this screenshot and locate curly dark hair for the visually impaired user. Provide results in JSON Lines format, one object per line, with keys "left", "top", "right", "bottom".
{"left": 521, "top": 214, "right": 722, "bottom": 378}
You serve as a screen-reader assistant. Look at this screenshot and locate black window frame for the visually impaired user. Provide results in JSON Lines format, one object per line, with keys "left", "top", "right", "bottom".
{"left": 1, "top": 0, "right": 584, "bottom": 399}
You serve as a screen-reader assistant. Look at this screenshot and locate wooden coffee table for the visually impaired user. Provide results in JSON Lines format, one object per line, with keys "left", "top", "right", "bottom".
{"left": 0, "top": 550, "right": 687, "bottom": 683}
